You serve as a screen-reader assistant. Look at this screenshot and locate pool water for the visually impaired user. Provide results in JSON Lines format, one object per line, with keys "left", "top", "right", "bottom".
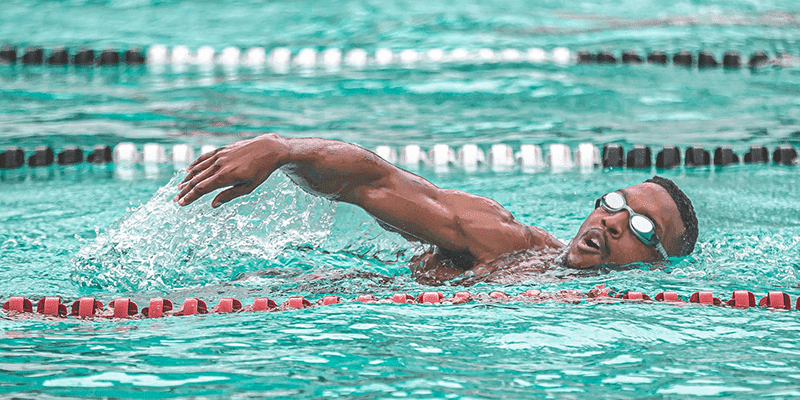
{"left": 2, "top": 0, "right": 800, "bottom": 398}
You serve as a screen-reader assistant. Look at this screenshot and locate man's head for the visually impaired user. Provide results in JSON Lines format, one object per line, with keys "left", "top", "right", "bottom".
{"left": 561, "top": 176, "right": 698, "bottom": 269}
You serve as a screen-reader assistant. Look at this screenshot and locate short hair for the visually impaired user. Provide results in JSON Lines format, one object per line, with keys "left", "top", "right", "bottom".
{"left": 644, "top": 176, "right": 698, "bottom": 256}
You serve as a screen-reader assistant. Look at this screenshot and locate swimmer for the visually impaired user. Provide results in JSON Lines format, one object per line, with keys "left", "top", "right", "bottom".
{"left": 174, "top": 134, "right": 698, "bottom": 283}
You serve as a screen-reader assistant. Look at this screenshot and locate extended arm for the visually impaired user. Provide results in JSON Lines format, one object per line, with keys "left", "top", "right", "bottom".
{"left": 174, "top": 134, "right": 559, "bottom": 262}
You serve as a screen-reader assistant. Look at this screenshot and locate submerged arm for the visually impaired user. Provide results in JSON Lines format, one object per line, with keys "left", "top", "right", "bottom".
{"left": 174, "top": 134, "right": 558, "bottom": 262}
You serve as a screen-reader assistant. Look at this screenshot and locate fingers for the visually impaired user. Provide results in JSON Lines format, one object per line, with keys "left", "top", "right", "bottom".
{"left": 211, "top": 183, "right": 256, "bottom": 208}
{"left": 175, "top": 173, "right": 230, "bottom": 206}
{"left": 187, "top": 148, "right": 218, "bottom": 170}
{"left": 174, "top": 163, "right": 220, "bottom": 202}
{"left": 179, "top": 154, "right": 218, "bottom": 187}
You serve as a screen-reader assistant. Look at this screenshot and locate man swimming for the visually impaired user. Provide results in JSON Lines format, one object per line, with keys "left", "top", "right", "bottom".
{"left": 173, "top": 134, "right": 698, "bottom": 283}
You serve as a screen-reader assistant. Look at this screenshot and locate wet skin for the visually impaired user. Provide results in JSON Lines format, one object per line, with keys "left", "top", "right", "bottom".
{"left": 174, "top": 134, "right": 686, "bottom": 282}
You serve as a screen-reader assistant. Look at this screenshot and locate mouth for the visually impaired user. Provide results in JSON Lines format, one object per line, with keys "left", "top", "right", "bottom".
{"left": 577, "top": 228, "right": 607, "bottom": 257}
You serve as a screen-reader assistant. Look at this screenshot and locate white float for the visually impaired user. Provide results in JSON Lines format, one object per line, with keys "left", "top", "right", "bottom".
{"left": 143, "top": 143, "right": 167, "bottom": 164}
{"left": 321, "top": 48, "right": 342, "bottom": 70}
{"left": 200, "top": 144, "right": 217, "bottom": 155}
{"left": 527, "top": 48, "right": 547, "bottom": 63}
{"left": 375, "top": 145, "right": 397, "bottom": 164}
{"left": 457, "top": 144, "right": 485, "bottom": 171}
{"left": 147, "top": 44, "right": 169, "bottom": 63}
{"left": 113, "top": 142, "right": 138, "bottom": 164}
{"left": 516, "top": 144, "right": 544, "bottom": 171}
{"left": 219, "top": 47, "right": 241, "bottom": 66}
{"left": 195, "top": 46, "right": 215, "bottom": 65}
{"left": 488, "top": 144, "right": 515, "bottom": 171}
{"left": 294, "top": 48, "right": 317, "bottom": 68}
{"left": 242, "top": 47, "right": 266, "bottom": 67}
{"left": 547, "top": 143, "right": 573, "bottom": 171}
{"left": 344, "top": 48, "right": 368, "bottom": 68}
{"left": 375, "top": 48, "right": 394, "bottom": 66}
{"left": 171, "top": 45, "right": 192, "bottom": 64}
{"left": 575, "top": 143, "right": 600, "bottom": 172}
{"left": 400, "top": 145, "right": 425, "bottom": 167}
{"left": 172, "top": 144, "right": 196, "bottom": 169}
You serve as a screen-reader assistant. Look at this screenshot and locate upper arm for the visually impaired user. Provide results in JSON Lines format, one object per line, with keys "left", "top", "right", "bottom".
{"left": 349, "top": 168, "right": 557, "bottom": 262}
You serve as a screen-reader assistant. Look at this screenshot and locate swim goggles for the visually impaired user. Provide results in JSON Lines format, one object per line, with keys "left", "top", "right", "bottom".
{"left": 595, "top": 192, "right": 670, "bottom": 260}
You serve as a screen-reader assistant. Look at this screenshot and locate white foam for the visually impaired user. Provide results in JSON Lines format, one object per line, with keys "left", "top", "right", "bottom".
{"left": 488, "top": 144, "right": 515, "bottom": 171}
{"left": 171, "top": 45, "right": 192, "bottom": 64}
{"left": 195, "top": 46, "right": 215, "bottom": 65}
{"left": 294, "top": 48, "right": 317, "bottom": 68}
{"left": 114, "top": 142, "right": 138, "bottom": 164}
{"left": 375, "top": 48, "right": 394, "bottom": 66}
{"left": 527, "top": 48, "right": 547, "bottom": 63}
{"left": 171, "top": 144, "right": 196, "bottom": 169}
{"left": 321, "top": 48, "right": 342, "bottom": 70}
{"left": 345, "top": 48, "right": 368, "bottom": 67}
{"left": 375, "top": 145, "right": 397, "bottom": 164}
{"left": 147, "top": 45, "right": 169, "bottom": 63}
{"left": 516, "top": 144, "right": 544, "bottom": 171}
{"left": 143, "top": 143, "right": 167, "bottom": 164}
{"left": 400, "top": 145, "right": 425, "bottom": 167}
{"left": 552, "top": 47, "right": 571, "bottom": 64}
{"left": 457, "top": 144, "right": 485, "bottom": 171}
{"left": 243, "top": 47, "right": 266, "bottom": 67}
{"left": 547, "top": 144, "right": 573, "bottom": 171}
{"left": 219, "top": 47, "right": 241, "bottom": 65}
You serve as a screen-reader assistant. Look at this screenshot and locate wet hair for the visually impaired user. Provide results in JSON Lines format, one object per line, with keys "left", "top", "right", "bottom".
{"left": 645, "top": 176, "right": 698, "bottom": 256}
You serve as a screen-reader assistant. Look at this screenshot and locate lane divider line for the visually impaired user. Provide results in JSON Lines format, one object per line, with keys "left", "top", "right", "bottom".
{"left": 3, "top": 289, "right": 799, "bottom": 320}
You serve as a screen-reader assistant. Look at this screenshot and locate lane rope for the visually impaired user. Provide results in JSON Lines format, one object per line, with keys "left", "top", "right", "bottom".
{"left": 0, "top": 45, "right": 796, "bottom": 69}
{"left": 2, "top": 288, "right": 798, "bottom": 320}
{"left": 1, "top": 143, "right": 797, "bottom": 175}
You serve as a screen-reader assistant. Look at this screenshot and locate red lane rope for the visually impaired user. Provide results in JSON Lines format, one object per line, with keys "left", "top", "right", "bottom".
{"left": 2, "top": 289, "right": 798, "bottom": 320}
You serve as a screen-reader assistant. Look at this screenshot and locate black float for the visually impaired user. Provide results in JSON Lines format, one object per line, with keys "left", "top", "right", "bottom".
{"left": 722, "top": 51, "right": 741, "bottom": 68}
{"left": 87, "top": 145, "right": 112, "bottom": 163}
{"left": 602, "top": 144, "right": 624, "bottom": 168}
{"left": 1, "top": 147, "right": 25, "bottom": 169}
{"left": 22, "top": 46, "right": 43, "bottom": 64}
{"left": 0, "top": 46, "right": 16, "bottom": 63}
{"left": 596, "top": 51, "right": 617, "bottom": 64}
{"left": 744, "top": 146, "right": 769, "bottom": 163}
{"left": 656, "top": 146, "right": 681, "bottom": 169}
{"left": 47, "top": 48, "right": 69, "bottom": 65}
{"left": 685, "top": 146, "right": 711, "bottom": 166}
{"left": 713, "top": 146, "right": 739, "bottom": 166}
{"left": 577, "top": 51, "right": 594, "bottom": 64}
{"left": 626, "top": 145, "right": 652, "bottom": 168}
{"left": 125, "top": 49, "right": 146, "bottom": 64}
{"left": 57, "top": 147, "right": 84, "bottom": 165}
{"left": 622, "top": 51, "right": 642, "bottom": 64}
{"left": 99, "top": 50, "right": 120, "bottom": 66}
{"left": 647, "top": 51, "right": 668, "bottom": 64}
{"left": 773, "top": 145, "right": 798, "bottom": 165}
{"left": 28, "top": 146, "right": 54, "bottom": 167}
{"left": 698, "top": 51, "right": 718, "bottom": 68}
{"left": 749, "top": 51, "right": 769, "bottom": 68}
{"left": 74, "top": 49, "right": 94, "bottom": 65}
{"left": 673, "top": 51, "right": 693, "bottom": 67}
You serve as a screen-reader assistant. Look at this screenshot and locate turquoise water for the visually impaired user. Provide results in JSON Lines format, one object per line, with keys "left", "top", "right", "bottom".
{"left": 2, "top": 0, "right": 800, "bottom": 398}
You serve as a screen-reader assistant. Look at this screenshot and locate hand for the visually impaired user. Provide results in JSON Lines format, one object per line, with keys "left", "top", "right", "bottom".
{"left": 173, "top": 134, "right": 289, "bottom": 208}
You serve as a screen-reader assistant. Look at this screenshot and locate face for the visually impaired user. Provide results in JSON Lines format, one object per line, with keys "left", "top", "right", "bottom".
{"left": 562, "top": 182, "right": 686, "bottom": 269}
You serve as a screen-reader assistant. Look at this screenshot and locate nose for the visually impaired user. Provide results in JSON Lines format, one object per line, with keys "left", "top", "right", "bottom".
{"left": 601, "top": 209, "right": 629, "bottom": 239}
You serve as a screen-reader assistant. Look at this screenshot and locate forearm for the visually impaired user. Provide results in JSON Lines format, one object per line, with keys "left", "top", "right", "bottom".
{"left": 278, "top": 137, "right": 394, "bottom": 203}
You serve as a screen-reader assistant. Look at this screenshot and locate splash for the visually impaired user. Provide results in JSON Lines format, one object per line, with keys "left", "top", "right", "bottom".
{"left": 71, "top": 172, "right": 341, "bottom": 292}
